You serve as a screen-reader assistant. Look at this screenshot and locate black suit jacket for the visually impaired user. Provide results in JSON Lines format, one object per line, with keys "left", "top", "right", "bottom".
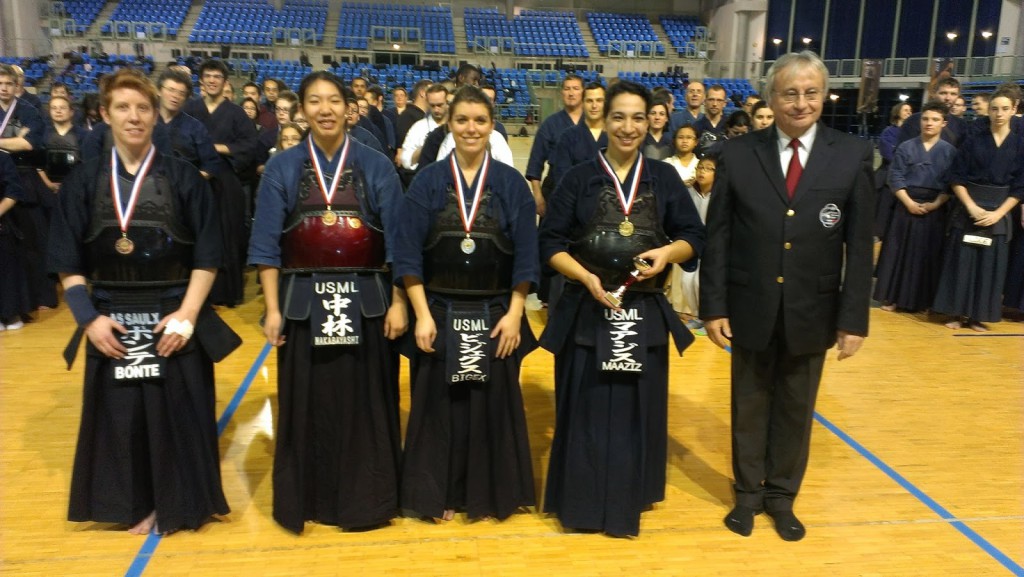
{"left": 700, "top": 124, "right": 875, "bottom": 355}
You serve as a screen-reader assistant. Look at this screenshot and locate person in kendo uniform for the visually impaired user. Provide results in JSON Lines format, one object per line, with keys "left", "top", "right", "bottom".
{"left": 48, "top": 68, "right": 240, "bottom": 535}
{"left": 1, "top": 63, "right": 54, "bottom": 310}
{"left": 248, "top": 71, "right": 407, "bottom": 534}
{"left": 184, "top": 59, "right": 259, "bottom": 307}
{"left": 538, "top": 81, "right": 705, "bottom": 537}
{"left": 0, "top": 152, "right": 33, "bottom": 330}
{"left": 394, "top": 86, "right": 538, "bottom": 523}
{"left": 38, "top": 94, "right": 87, "bottom": 192}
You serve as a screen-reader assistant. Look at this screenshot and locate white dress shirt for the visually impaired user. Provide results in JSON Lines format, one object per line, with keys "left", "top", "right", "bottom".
{"left": 776, "top": 123, "right": 818, "bottom": 177}
{"left": 400, "top": 115, "right": 442, "bottom": 170}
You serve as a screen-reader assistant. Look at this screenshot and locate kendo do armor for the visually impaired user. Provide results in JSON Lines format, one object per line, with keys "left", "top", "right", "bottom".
{"left": 569, "top": 183, "right": 670, "bottom": 291}
{"left": 83, "top": 164, "right": 195, "bottom": 286}
{"left": 280, "top": 160, "right": 386, "bottom": 273}
{"left": 45, "top": 131, "right": 80, "bottom": 183}
{"left": 422, "top": 186, "right": 514, "bottom": 296}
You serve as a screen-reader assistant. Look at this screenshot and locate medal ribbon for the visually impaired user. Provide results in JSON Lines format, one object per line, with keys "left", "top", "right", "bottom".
{"left": 0, "top": 99, "right": 18, "bottom": 137}
{"left": 597, "top": 151, "right": 643, "bottom": 217}
{"left": 308, "top": 136, "right": 350, "bottom": 208}
{"left": 110, "top": 145, "right": 156, "bottom": 235}
{"left": 450, "top": 151, "right": 490, "bottom": 235}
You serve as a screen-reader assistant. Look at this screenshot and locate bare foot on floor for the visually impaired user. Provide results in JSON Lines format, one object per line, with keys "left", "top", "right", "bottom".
{"left": 128, "top": 511, "right": 157, "bottom": 535}
{"left": 968, "top": 321, "right": 989, "bottom": 332}
{"left": 442, "top": 509, "right": 455, "bottom": 522}
{"left": 880, "top": 304, "right": 896, "bottom": 312}
{"left": 944, "top": 319, "right": 963, "bottom": 330}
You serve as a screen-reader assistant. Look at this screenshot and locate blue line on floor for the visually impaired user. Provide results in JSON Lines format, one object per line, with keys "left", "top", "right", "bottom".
{"left": 718, "top": 344, "right": 1020, "bottom": 573}
{"left": 813, "top": 413, "right": 1024, "bottom": 576}
{"left": 218, "top": 343, "right": 273, "bottom": 435}
{"left": 124, "top": 342, "right": 272, "bottom": 577}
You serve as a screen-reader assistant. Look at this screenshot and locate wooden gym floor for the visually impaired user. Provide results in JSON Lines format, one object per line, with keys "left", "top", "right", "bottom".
{"left": 0, "top": 139, "right": 1021, "bottom": 576}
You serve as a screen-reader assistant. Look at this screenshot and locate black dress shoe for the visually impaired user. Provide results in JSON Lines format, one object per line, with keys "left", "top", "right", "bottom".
{"left": 767, "top": 510, "right": 806, "bottom": 541}
{"left": 724, "top": 505, "right": 760, "bottom": 537}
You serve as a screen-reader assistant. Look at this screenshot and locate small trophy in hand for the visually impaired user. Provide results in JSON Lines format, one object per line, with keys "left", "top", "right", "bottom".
{"left": 603, "top": 257, "right": 653, "bottom": 308}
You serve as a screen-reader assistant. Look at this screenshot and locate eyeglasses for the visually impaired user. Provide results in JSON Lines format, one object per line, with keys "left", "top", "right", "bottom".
{"left": 696, "top": 165, "right": 716, "bottom": 172}
{"left": 775, "top": 89, "right": 822, "bottom": 103}
{"left": 275, "top": 106, "right": 293, "bottom": 113}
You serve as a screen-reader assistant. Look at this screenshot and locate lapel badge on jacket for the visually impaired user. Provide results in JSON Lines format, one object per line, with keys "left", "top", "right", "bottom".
{"left": 819, "top": 203, "right": 841, "bottom": 228}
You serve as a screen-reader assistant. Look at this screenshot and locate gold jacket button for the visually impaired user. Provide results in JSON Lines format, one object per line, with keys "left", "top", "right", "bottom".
{"left": 784, "top": 242, "right": 792, "bottom": 250}
{"left": 776, "top": 276, "right": 784, "bottom": 284}
{"left": 786, "top": 209, "right": 795, "bottom": 216}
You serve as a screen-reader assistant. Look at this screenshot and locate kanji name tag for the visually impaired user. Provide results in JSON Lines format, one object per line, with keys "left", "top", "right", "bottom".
{"left": 310, "top": 273, "right": 363, "bottom": 346}
{"left": 446, "top": 306, "right": 490, "bottom": 384}
{"left": 596, "top": 303, "right": 647, "bottom": 373}
{"left": 111, "top": 311, "right": 166, "bottom": 382}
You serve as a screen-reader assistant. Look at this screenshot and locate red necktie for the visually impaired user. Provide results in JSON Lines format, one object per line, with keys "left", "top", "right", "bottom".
{"left": 785, "top": 138, "right": 802, "bottom": 199}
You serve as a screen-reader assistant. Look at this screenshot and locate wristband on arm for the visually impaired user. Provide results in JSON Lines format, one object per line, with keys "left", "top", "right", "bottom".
{"left": 64, "top": 284, "right": 100, "bottom": 327}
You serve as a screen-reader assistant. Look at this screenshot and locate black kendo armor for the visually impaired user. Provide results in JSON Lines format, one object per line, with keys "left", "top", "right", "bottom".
{"left": 83, "top": 163, "right": 195, "bottom": 286}
{"left": 422, "top": 186, "right": 514, "bottom": 296}
{"left": 280, "top": 160, "right": 387, "bottom": 274}
{"left": 569, "top": 182, "right": 670, "bottom": 291}
{"left": 45, "top": 130, "right": 80, "bottom": 183}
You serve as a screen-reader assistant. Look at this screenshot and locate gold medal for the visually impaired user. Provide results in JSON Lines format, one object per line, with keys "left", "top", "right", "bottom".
{"left": 460, "top": 237, "right": 477, "bottom": 254}
{"left": 115, "top": 236, "right": 135, "bottom": 255}
{"left": 321, "top": 210, "right": 338, "bottom": 226}
{"left": 347, "top": 216, "right": 362, "bottom": 229}
{"left": 619, "top": 218, "right": 635, "bottom": 237}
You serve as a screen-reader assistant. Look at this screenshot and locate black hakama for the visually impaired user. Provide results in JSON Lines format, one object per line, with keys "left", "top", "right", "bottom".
{"left": 12, "top": 168, "right": 58, "bottom": 309}
{"left": 400, "top": 299, "right": 536, "bottom": 521}
{"left": 1003, "top": 206, "right": 1024, "bottom": 311}
{"left": 872, "top": 188, "right": 948, "bottom": 311}
{"left": 207, "top": 170, "right": 248, "bottom": 307}
{"left": 932, "top": 131, "right": 1024, "bottom": 323}
{"left": 0, "top": 220, "right": 32, "bottom": 322}
{"left": 932, "top": 230, "right": 1009, "bottom": 322}
{"left": 272, "top": 313, "right": 402, "bottom": 533}
{"left": 0, "top": 154, "right": 32, "bottom": 323}
{"left": 69, "top": 318, "right": 229, "bottom": 530}
{"left": 541, "top": 286, "right": 681, "bottom": 537}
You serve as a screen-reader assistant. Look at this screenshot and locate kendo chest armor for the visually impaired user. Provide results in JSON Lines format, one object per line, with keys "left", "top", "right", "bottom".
{"left": 280, "top": 161, "right": 386, "bottom": 273}
{"left": 83, "top": 165, "right": 195, "bottom": 286}
{"left": 45, "top": 130, "right": 80, "bottom": 183}
{"left": 569, "top": 181, "right": 669, "bottom": 291}
{"left": 423, "top": 186, "right": 514, "bottom": 296}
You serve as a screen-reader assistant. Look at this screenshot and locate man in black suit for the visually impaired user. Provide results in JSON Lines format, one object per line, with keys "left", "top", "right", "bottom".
{"left": 700, "top": 51, "right": 875, "bottom": 541}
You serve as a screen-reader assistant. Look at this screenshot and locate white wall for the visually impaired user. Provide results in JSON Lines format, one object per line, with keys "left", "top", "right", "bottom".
{"left": 0, "top": 0, "right": 49, "bottom": 56}
{"left": 994, "top": 0, "right": 1022, "bottom": 74}
{"left": 705, "top": 0, "right": 767, "bottom": 80}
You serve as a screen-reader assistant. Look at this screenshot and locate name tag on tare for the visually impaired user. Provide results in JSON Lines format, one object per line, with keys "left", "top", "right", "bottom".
{"left": 311, "top": 274, "right": 363, "bottom": 346}
{"left": 962, "top": 234, "right": 993, "bottom": 247}
{"left": 110, "top": 311, "right": 166, "bottom": 382}
{"left": 446, "top": 308, "right": 490, "bottom": 384}
{"left": 597, "top": 304, "right": 647, "bottom": 374}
